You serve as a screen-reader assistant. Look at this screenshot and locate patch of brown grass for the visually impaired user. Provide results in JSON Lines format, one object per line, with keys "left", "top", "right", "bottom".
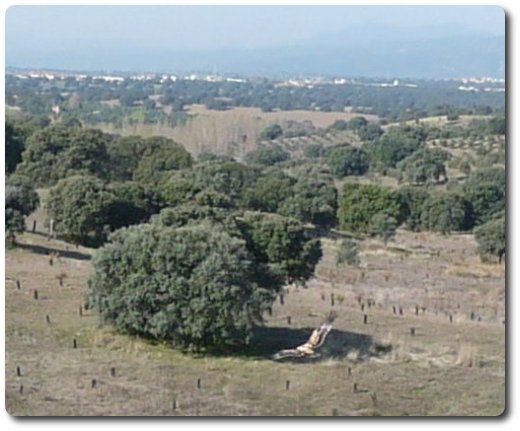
{"left": 445, "top": 263, "right": 505, "bottom": 279}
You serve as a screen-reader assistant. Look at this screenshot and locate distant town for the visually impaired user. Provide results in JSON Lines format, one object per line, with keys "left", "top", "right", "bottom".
{"left": 6, "top": 67, "right": 505, "bottom": 93}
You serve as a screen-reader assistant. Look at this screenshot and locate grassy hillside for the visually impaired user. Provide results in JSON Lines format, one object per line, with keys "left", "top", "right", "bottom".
{"left": 5, "top": 197, "right": 505, "bottom": 416}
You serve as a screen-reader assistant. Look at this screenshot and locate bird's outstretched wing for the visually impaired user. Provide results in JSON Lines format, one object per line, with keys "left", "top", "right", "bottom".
{"left": 272, "top": 313, "right": 335, "bottom": 361}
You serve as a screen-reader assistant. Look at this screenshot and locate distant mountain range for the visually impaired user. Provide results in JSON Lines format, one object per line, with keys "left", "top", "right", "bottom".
{"left": 6, "top": 25, "right": 504, "bottom": 79}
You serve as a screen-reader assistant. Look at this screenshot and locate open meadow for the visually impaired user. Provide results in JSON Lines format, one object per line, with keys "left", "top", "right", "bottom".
{"left": 5, "top": 201, "right": 505, "bottom": 416}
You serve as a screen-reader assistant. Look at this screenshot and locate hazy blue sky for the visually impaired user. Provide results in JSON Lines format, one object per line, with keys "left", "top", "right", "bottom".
{"left": 6, "top": 5, "right": 504, "bottom": 51}
{"left": 5, "top": 5, "right": 505, "bottom": 77}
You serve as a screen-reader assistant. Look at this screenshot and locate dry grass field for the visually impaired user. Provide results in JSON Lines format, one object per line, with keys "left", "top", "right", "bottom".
{"left": 5, "top": 200, "right": 505, "bottom": 416}
{"left": 98, "top": 105, "right": 377, "bottom": 157}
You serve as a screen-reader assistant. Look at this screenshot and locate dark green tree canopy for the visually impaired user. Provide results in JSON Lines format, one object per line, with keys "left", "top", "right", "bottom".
{"left": 158, "top": 169, "right": 201, "bottom": 207}
{"left": 5, "top": 175, "right": 40, "bottom": 217}
{"left": 133, "top": 136, "right": 193, "bottom": 184}
{"left": 474, "top": 214, "right": 505, "bottom": 263}
{"left": 329, "top": 119, "right": 349, "bottom": 131}
{"left": 303, "top": 143, "right": 324, "bottom": 159}
{"left": 5, "top": 120, "right": 26, "bottom": 174}
{"left": 398, "top": 186, "right": 431, "bottom": 232}
{"left": 244, "top": 144, "right": 290, "bottom": 166}
{"left": 5, "top": 175, "right": 40, "bottom": 243}
{"left": 463, "top": 166, "right": 505, "bottom": 225}
{"left": 108, "top": 181, "right": 164, "bottom": 230}
{"left": 338, "top": 183, "right": 403, "bottom": 234}
{"left": 191, "top": 160, "right": 262, "bottom": 202}
{"left": 158, "top": 161, "right": 260, "bottom": 210}
{"left": 87, "top": 208, "right": 322, "bottom": 351}
{"left": 47, "top": 175, "right": 116, "bottom": 247}
{"left": 16, "top": 125, "right": 114, "bottom": 186}
{"left": 278, "top": 166, "right": 338, "bottom": 230}
{"left": 16, "top": 124, "right": 76, "bottom": 186}
{"left": 154, "top": 205, "right": 322, "bottom": 287}
{"left": 87, "top": 223, "right": 272, "bottom": 352}
{"left": 398, "top": 147, "right": 449, "bottom": 184}
{"left": 242, "top": 168, "right": 296, "bottom": 213}
{"left": 365, "top": 125, "right": 426, "bottom": 168}
{"left": 152, "top": 204, "right": 231, "bottom": 229}
{"left": 58, "top": 128, "right": 112, "bottom": 180}
{"left": 357, "top": 124, "right": 384, "bottom": 142}
{"left": 420, "top": 192, "right": 473, "bottom": 234}
{"left": 236, "top": 211, "right": 322, "bottom": 285}
{"left": 260, "top": 124, "right": 283, "bottom": 141}
{"left": 106, "top": 135, "right": 149, "bottom": 181}
{"left": 348, "top": 116, "right": 369, "bottom": 130}
{"left": 326, "top": 145, "right": 370, "bottom": 178}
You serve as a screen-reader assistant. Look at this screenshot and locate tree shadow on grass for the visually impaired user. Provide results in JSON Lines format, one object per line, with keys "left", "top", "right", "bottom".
{"left": 16, "top": 242, "right": 92, "bottom": 261}
{"left": 248, "top": 326, "right": 386, "bottom": 362}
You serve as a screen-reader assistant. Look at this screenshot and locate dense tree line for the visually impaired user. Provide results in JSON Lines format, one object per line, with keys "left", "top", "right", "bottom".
{"left": 7, "top": 74, "right": 505, "bottom": 128}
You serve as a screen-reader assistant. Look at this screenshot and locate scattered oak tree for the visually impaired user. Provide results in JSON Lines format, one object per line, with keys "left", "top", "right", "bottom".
{"left": 278, "top": 166, "right": 338, "bottom": 230}
{"left": 87, "top": 210, "right": 322, "bottom": 352}
{"left": 260, "top": 124, "right": 283, "bottom": 141}
{"left": 242, "top": 168, "right": 296, "bottom": 213}
{"left": 369, "top": 213, "right": 398, "bottom": 245}
{"left": 133, "top": 137, "right": 193, "bottom": 184}
{"left": 5, "top": 175, "right": 40, "bottom": 246}
{"left": 420, "top": 192, "right": 473, "bottom": 234}
{"left": 474, "top": 214, "right": 505, "bottom": 263}
{"left": 365, "top": 125, "right": 426, "bottom": 169}
{"left": 463, "top": 167, "right": 505, "bottom": 225}
{"left": 338, "top": 183, "right": 403, "bottom": 234}
{"left": 16, "top": 125, "right": 112, "bottom": 186}
{"left": 236, "top": 211, "right": 322, "bottom": 285}
{"left": 397, "top": 148, "right": 449, "bottom": 184}
{"left": 47, "top": 176, "right": 116, "bottom": 247}
{"left": 244, "top": 144, "right": 290, "bottom": 166}
{"left": 87, "top": 223, "right": 273, "bottom": 352}
{"left": 398, "top": 186, "right": 431, "bottom": 232}
{"left": 326, "top": 145, "right": 370, "bottom": 178}
{"left": 5, "top": 120, "right": 25, "bottom": 174}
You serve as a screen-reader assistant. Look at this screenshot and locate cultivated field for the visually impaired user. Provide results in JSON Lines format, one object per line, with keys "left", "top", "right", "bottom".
{"left": 98, "top": 105, "right": 377, "bottom": 157}
{"left": 5, "top": 202, "right": 505, "bottom": 416}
